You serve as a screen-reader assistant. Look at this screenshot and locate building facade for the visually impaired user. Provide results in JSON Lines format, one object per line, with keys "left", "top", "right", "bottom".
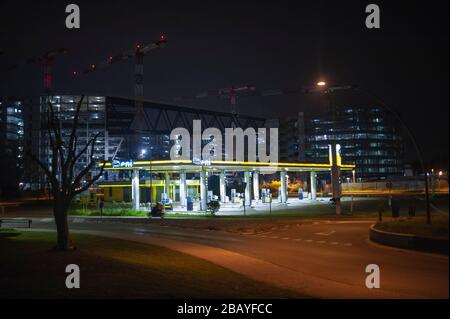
{"left": 0, "top": 99, "right": 25, "bottom": 195}
{"left": 281, "top": 106, "right": 404, "bottom": 181}
{"left": 26, "top": 95, "right": 270, "bottom": 191}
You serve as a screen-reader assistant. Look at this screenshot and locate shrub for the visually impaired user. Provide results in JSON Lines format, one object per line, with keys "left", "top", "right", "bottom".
{"left": 150, "top": 202, "right": 165, "bottom": 217}
{"left": 207, "top": 200, "right": 221, "bottom": 215}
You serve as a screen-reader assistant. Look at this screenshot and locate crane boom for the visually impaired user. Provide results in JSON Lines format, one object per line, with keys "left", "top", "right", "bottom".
{"left": 75, "top": 36, "right": 167, "bottom": 75}
{"left": 4, "top": 48, "right": 68, "bottom": 93}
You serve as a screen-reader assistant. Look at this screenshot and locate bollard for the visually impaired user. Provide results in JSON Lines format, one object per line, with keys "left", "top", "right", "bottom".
{"left": 350, "top": 196, "right": 354, "bottom": 214}
{"left": 408, "top": 205, "right": 416, "bottom": 217}
{"left": 269, "top": 199, "right": 272, "bottom": 216}
{"left": 378, "top": 208, "right": 383, "bottom": 222}
{"left": 391, "top": 205, "right": 400, "bottom": 218}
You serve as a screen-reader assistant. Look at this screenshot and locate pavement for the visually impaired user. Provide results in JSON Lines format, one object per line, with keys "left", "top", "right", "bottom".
{"left": 19, "top": 216, "right": 449, "bottom": 299}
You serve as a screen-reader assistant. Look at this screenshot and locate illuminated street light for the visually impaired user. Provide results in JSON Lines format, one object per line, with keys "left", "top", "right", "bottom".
{"left": 317, "top": 81, "right": 327, "bottom": 87}
{"left": 138, "top": 149, "right": 147, "bottom": 160}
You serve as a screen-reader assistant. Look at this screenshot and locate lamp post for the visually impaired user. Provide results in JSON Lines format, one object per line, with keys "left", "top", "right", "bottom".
{"left": 149, "top": 150, "right": 153, "bottom": 206}
{"left": 357, "top": 87, "right": 432, "bottom": 224}
{"left": 140, "top": 148, "right": 153, "bottom": 207}
{"left": 316, "top": 82, "right": 432, "bottom": 224}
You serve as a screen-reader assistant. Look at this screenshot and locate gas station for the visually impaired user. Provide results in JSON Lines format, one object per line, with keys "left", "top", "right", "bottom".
{"left": 97, "top": 159, "right": 356, "bottom": 212}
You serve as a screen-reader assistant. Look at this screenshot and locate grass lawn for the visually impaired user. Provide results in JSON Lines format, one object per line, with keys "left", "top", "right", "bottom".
{"left": 374, "top": 215, "right": 449, "bottom": 239}
{"left": 70, "top": 208, "right": 147, "bottom": 217}
{"left": 67, "top": 195, "right": 448, "bottom": 225}
{"left": 0, "top": 230, "right": 300, "bottom": 299}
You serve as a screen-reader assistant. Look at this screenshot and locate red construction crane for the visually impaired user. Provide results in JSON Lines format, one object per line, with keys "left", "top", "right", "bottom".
{"left": 6, "top": 48, "right": 68, "bottom": 93}
{"left": 73, "top": 35, "right": 167, "bottom": 131}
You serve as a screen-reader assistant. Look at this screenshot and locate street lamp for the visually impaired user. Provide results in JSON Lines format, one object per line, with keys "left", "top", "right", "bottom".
{"left": 315, "top": 82, "right": 432, "bottom": 224}
{"left": 317, "top": 81, "right": 327, "bottom": 87}
{"left": 138, "top": 148, "right": 147, "bottom": 159}
{"left": 357, "top": 87, "right": 432, "bottom": 224}
{"left": 139, "top": 148, "right": 153, "bottom": 206}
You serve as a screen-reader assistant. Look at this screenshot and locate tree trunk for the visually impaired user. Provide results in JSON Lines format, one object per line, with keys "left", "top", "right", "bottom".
{"left": 53, "top": 200, "right": 72, "bottom": 251}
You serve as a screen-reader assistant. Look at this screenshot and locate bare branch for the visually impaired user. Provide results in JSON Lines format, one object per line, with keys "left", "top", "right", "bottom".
{"left": 65, "top": 96, "right": 85, "bottom": 168}
{"left": 71, "top": 137, "right": 98, "bottom": 190}
{"left": 27, "top": 149, "right": 55, "bottom": 186}
{"left": 73, "top": 162, "right": 106, "bottom": 196}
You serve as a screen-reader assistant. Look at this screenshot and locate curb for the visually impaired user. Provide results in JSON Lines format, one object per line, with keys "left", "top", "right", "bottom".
{"left": 369, "top": 225, "right": 449, "bottom": 255}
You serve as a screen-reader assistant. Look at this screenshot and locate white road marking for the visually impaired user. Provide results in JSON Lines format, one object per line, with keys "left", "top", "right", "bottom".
{"left": 314, "top": 230, "right": 336, "bottom": 236}
{"left": 343, "top": 243, "right": 353, "bottom": 246}
{"left": 330, "top": 221, "right": 373, "bottom": 225}
{"left": 281, "top": 237, "right": 290, "bottom": 240}
{"left": 305, "top": 239, "right": 313, "bottom": 242}
{"left": 294, "top": 238, "right": 302, "bottom": 241}
{"left": 330, "top": 241, "right": 339, "bottom": 245}
{"left": 316, "top": 240, "right": 327, "bottom": 244}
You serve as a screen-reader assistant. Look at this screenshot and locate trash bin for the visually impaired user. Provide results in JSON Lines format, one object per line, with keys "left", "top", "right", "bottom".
{"left": 298, "top": 188, "right": 303, "bottom": 200}
{"left": 186, "top": 196, "right": 194, "bottom": 211}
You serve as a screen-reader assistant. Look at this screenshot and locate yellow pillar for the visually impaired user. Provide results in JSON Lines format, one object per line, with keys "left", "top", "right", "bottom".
{"left": 152, "top": 186, "right": 157, "bottom": 203}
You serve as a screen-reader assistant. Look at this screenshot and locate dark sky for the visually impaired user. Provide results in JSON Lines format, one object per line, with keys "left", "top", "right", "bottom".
{"left": 0, "top": 0, "right": 448, "bottom": 165}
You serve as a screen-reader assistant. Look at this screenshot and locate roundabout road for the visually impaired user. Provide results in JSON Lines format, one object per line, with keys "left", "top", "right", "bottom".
{"left": 27, "top": 217, "right": 449, "bottom": 299}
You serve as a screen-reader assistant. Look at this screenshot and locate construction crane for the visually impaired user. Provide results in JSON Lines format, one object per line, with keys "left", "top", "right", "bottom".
{"left": 178, "top": 85, "right": 257, "bottom": 117}
{"left": 179, "top": 84, "right": 323, "bottom": 116}
{"left": 73, "top": 35, "right": 167, "bottom": 159}
{"left": 73, "top": 35, "right": 167, "bottom": 131}
{"left": 6, "top": 48, "right": 68, "bottom": 94}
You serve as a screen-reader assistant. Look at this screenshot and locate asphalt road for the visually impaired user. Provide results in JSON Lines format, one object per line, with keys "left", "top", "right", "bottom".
{"left": 25, "top": 217, "right": 449, "bottom": 299}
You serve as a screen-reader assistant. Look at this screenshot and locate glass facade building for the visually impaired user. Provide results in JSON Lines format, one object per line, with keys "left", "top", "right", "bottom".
{"left": 0, "top": 99, "right": 25, "bottom": 194}
{"left": 27, "top": 95, "right": 268, "bottom": 190}
{"left": 304, "top": 106, "right": 404, "bottom": 180}
{"left": 279, "top": 106, "right": 404, "bottom": 181}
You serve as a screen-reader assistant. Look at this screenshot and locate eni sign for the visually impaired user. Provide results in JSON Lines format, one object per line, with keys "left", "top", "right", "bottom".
{"left": 112, "top": 160, "right": 134, "bottom": 168}
{"left": 193, "top": 158, "right": 211, "bottom": 166}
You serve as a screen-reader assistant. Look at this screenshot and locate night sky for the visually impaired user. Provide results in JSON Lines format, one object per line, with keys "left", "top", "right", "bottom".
{"left": 0, "top": 0, "right": 448, "bottom": 166}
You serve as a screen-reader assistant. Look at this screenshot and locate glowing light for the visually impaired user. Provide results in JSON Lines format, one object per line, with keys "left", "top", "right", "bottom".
{"left": 317, "top": 81, "right": 327, "bottom": 86}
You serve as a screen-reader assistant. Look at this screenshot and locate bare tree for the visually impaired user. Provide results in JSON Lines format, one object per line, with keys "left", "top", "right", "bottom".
{"left": 27, "top": 96, "right": 105, "bottom": 250}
